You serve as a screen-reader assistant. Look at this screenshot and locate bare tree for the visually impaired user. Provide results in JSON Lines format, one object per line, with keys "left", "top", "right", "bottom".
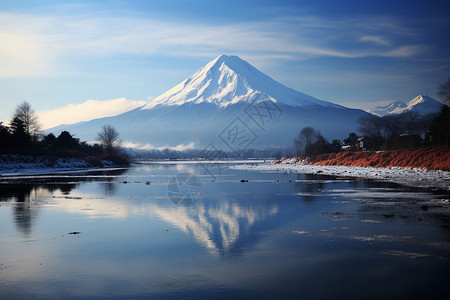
{"left": 97, "top": 125, "right": 120, "bottom": 153}
{"left": 294, "top": 127, "right": 318, "bottom": 156}
{"left": 357, "top": 115, "right": 383, "bottom": 137}
{"left": 438, "top": 78, "right": 450, "bottom": 104}
{"left": 382, "top": 114, "right": 404, "bottom": 137}
{"left": 400, "top": 111, "right": 421, "bottom": 135}
{"left": 11, "top": 101, "right": 40, "bottom": 139}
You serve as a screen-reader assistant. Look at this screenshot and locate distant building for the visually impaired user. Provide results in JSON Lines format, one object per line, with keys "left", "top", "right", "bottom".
{"left": 358, "top": 137, "right": 367, "bottom": 150}
{"left": 341, "top": 144, "right": 351, "bottom": 151}
{"left": 357, "top": 136, "right": 385, "bottom": 151}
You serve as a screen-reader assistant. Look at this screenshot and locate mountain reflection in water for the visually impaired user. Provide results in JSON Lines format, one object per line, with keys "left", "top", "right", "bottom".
{"left": 0, "top": 179, "right": 281, "bottom": 255}
{"left": 0, "top": 162, "right": 449, "bottom": 299}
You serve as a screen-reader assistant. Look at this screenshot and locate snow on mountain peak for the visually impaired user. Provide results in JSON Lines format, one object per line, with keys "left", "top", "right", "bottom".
{"left": 367, "top": 94, "right": 442, "bottom": 116}
{"left": 408, "top": 94, "right": 430, "bottom": 107}
{"left": 48, "top": 54, "right": 371, "bottom": 148}
{"left": 367, "top": 101, "right": 406, "bottom": 116}
{"left": 141, "top": 55, "right": 341, "bottom": 110}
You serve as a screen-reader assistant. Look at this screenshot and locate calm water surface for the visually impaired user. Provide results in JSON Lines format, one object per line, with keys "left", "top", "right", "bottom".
{"left": 0, "top": 161, "right": 449, "bottom": 299}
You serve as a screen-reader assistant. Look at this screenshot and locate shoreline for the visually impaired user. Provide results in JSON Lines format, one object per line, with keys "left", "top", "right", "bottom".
{"left": 0, "top": 166, "right": 129, "bottom": 178}
{"left": 231, "top": 162, "right": 450, "bottom": 191}
{"left": 303, "top": 147, "right": 450, "bottom": 171}
{"left": 1, "top": 156, "right": 449, "bottom": 192}
{"left": 0, "top": 157, "right": 266, "bottom": 178}
{"left": 0, "top": 154, "right": 128, "bottom": 177}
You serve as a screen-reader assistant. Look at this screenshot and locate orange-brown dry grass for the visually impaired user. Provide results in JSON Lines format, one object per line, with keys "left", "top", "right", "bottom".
{"left": 308, "top": 146, "right": 450, "bottom": 171}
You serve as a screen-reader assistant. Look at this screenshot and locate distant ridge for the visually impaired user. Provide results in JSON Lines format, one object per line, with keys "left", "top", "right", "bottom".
{"left": 368, "top": 95, "right": 442, "bottom": 116}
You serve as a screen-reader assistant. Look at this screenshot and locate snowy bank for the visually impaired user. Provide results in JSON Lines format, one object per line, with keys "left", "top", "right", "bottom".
{"left": 231, "top": 161, "right": 450, "bottom": 191}
{"left": 0, "top": 154, "right": 121, "bottom": 176}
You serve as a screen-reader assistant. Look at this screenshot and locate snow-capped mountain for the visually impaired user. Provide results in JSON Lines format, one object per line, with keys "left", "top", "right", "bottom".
{"left": 49, "top": 55, "right": 370, "bottom": 151}
{"left": 368, "top": 95, "right": 442, "bottom": 116}
{"left": 367, "top": 101, "right": 407, "bottom": 116}
{"left": 142, "top": 55, "right": 341, "bottom": 110}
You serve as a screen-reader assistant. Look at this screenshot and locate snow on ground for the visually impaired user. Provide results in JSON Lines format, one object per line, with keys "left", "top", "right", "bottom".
{"left": 0, "top": 154, "right": 119, "bottom": 177}
{"left": 231, "top": 161, "right": 450, "bottom": 191}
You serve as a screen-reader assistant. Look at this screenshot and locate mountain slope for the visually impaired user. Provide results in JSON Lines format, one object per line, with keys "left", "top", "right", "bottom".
{"left": 49, "top": 55, "right": 370, "bottom": 151}
{"left": 367, "top": 101, "right": 407, "bottom": 116}
{"left": 142, "top": 55, "right": 342, "bottom": 110}
{"left": 368, "top": 95, "right": 442, "bottom": 116}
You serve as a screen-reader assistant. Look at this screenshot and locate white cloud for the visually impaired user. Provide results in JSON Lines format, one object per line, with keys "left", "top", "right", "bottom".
{"left": 38, "top": 98, "right": 147, "bottom": 129}
{"left": 122, "top": 141, "right": 196, "bottom": 151}
{"left": 360, "top": 35, "right": 391, "bottom": 46}
{"left": 0, "top": 11, "right": 428, "bottom": 78}
{"left": 381, "top": 45, "right": 426, "bottom": 58}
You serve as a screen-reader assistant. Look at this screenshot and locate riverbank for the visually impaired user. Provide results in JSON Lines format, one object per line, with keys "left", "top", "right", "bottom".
{"left": 0, "top": 154, "right": 128, "bottom": 176}
{"left": 231, "top": 162, "right": 450, "bottom": 191}
{"left": 305, "top": 146, "right": 450, "bottom": 171}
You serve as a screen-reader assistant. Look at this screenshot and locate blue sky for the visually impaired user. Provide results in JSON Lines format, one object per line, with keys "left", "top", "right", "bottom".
{"left": 1, "top": 0, "right": 449, "bottom": 128}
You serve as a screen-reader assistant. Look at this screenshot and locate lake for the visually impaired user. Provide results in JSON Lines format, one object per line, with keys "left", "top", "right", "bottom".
{"left": 1, "top": 161, "right": 449, "bottom": 299}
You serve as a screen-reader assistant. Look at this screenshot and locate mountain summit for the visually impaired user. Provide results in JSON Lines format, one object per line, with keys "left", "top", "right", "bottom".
{"left": 142, "top": 55, "right": 341, "bottom": 110}
{"left": 49, "top": 55, "right": 369, "bottom": 150}
{"left": 368, "top": 95, "right": 442, "bottom": 116}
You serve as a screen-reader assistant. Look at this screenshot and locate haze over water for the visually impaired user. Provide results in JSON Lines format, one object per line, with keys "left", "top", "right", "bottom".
{"left": 0, "top": 161, "right": 449, "bottom": 299}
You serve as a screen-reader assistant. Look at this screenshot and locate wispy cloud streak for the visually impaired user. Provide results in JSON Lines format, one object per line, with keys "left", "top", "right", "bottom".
{"left": 0, "top": 11, "right": 429, "bottom": 78}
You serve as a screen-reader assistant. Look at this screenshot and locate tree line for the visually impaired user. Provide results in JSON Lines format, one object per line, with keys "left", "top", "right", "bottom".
{"left": 0, "top": 101, "right": 127, "bottom": 164}
{"left": 293, "top": 77, "right": 450, "bottom": 157}
{"left": 294, "top": 105, "right": 449, "bottom": 157}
